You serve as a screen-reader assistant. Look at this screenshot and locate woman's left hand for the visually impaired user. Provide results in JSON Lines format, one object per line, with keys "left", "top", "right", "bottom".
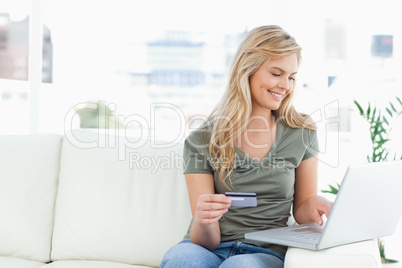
{"left": 305, "top": 195, "right": 333, "bottom": 226}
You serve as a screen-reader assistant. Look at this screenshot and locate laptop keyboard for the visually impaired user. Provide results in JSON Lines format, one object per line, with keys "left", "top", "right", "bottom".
{"left": 288, "top": 232, "right": 321, "bottom": 242}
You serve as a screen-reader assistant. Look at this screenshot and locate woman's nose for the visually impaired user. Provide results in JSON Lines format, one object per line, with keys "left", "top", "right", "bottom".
{"left": 278, "top": 77, "right": 290, "bottom": 91}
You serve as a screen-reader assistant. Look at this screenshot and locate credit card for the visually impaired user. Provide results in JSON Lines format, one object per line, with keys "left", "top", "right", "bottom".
{"left": 225, "top": 192, "right": 257, "bottom": 207}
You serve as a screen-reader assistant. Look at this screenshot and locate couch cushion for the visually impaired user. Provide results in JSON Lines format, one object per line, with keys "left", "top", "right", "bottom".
{"left": 284, "top": 239, "right": 382, "bottom": 268}
{"left": 0, "top": 257, "right": 46, "bottom": 268}
{"left": 45, "top": 260, "right": 149, "bottom": 268}
{"left": 51, "top": 130, "right": 192, "bottom": 267}
{"left": 0, "top": 134, "right": 63, "bottom": 262}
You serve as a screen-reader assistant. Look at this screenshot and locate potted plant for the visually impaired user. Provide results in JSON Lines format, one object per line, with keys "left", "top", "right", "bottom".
{"left": 323, "top": 97, "right": 402, "bottom": 265}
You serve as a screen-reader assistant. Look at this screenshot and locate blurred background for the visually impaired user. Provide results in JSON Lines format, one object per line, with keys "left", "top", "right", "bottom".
{"left": 1, "top": 0, "right": 401, "bottom": 262}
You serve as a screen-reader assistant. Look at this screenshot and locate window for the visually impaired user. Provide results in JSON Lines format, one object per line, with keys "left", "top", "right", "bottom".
{"left": 0, "top": 13, "right": 29, "bottom": 81}
{"left": 371, "top": 35, "right": 393, "bottom": 58}
{"left": 0, "top": 2, "right": 30, "bottom": 134}
{"left": 0, "top": 0, "right": 401, "bottom": 139}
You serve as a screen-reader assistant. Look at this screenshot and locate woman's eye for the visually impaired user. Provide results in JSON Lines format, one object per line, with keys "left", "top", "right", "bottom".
{"left": 271, "top": 73, "right": 280, "bottom": 77}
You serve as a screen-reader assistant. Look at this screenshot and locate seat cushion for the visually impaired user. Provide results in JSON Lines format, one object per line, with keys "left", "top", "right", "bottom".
{"left": 284, "top": 239, "right": 382, "bottom": 268}
{"left": 51, "top": 130, "right": 192, "bottom": 267}
{"left": 0, "top": 134, "right": 63, "bottom": 262}
{"left": 45, "top": 260, "right": 150, "bottom": 268}
{"left": 0, "top": 257, "right": 45, "bottom": 268}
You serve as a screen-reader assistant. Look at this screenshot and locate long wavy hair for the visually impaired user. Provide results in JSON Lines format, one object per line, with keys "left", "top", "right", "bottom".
{"left": 205, "top": 25, "right": 316, "bottom": 189}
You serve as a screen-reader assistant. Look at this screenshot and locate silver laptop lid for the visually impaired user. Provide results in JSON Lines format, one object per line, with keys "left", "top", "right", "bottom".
{"left": 318, "top": 160, "right": 402, "bottom": 249}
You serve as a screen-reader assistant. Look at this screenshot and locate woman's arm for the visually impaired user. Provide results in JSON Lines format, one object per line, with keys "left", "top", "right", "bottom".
{"left": 293, "top": 156, "right": 333, "bottom": 225}
{"left": 185, "top": 173, "right": 231, "bottom": 251}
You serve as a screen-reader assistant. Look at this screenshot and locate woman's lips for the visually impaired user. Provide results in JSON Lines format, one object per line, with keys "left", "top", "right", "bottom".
{"left": 268, "top": 90, "right": 282, "bottom": 101}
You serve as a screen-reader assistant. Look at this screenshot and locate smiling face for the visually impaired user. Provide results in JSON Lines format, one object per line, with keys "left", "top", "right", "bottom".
{"left": 249, "top": 53, "right": 298, "bottom": 114}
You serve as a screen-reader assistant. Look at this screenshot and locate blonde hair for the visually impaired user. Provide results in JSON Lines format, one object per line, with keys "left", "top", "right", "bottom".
{"left": 205, "top": 25, "right": 316, "bottom": 189}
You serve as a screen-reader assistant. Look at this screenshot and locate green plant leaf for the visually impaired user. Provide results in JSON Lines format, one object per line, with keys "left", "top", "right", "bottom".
{"left": 372, "top": 121, "right": 381, "bottom": 129}
{"left": 384, "top": 258, "right": 399, "bottom": 263}
{"left": 386, "top": 107, "right": 393, "bottom": 117}
{"left": 390, "top": 102, "right": 397, "bottom": 113}
{"left": 371, "top": 107, "right": 377, "bottom": 121}
{"left": 367, "top": 102, "right": 371, "bottom": 116}
{"left": 379, "top": 239, "right": 399, "bottom": 263}
{"left": 396, "top": 96, "right": 402, "bottom": 106}
{"left": 374, "top": 139, "right": 390, "bottom": 150}
{"left": 321, "top": 183, "right": 340, "bottom": 195}
{"left": 354, "top": 100, "right": 364, "bottom": 115}
{"left": 383, "top": 115, "right": 389, "bottom": 126}
{"left": 376, "top": 150, "right": 389, "bottom": 162}
{"left": 392, "top": 152, "right": 402, "bottom": 161}
{"left": 374, "top": 129, "right": 387, "bottom": 137}
{"left": 377, "top": 113, "right": 382, "bottom": 123}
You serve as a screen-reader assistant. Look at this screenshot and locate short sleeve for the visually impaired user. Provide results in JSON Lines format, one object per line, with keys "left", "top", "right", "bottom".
{"left": 302, "top": 129, "right": 319, "bottom": 160}
{"left": 182, "top": 131, "right": 214, "bottom": 174}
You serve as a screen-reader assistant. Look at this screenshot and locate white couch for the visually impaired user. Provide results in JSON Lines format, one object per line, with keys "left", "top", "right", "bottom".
{"left": 0, "top": 130, "right": 382, "bottom": 268}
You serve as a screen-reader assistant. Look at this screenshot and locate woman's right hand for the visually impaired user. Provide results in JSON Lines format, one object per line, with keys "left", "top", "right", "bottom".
{"left": 194, "top": 194, "right": 232, "bottom": 225}
{"left": 185, "top": 173, "right": 230, "bottom": 250}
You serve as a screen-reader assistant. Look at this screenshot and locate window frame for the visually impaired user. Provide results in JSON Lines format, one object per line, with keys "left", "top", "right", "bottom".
{"left": 0, "top": 0, "right": 42, "bottom": 134}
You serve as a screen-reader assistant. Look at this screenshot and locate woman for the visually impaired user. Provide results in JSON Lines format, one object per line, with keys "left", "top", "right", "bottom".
{"left": 160, "top": 25, "right": 333, "bottom": 268}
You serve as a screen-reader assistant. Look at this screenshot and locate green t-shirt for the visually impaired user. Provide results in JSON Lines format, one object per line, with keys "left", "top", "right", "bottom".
{"left": 183, "top": 119, "right": 319, "bottom": 256}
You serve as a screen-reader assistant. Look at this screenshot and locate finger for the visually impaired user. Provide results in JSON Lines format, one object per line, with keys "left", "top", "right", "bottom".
{"left": 323, "top": 202, "right": 333, "bottom": 219}
{"left": 196, "top": 208, "right": 228, "bottom": 224}
{"left": 199, "top": 208, "right": 228, "bottom": 220}
{"left": 311, "top": 208, "right": 323, "bottom": 226}
{"left": 318, "top": 200, "right": 333, "bottom": 218}
{"left": 200, "top": 194, "right": 231, "bottom": 205}
{"left": 198, "top": 195, "right": 231, "bottom": 210}
{"left": 196, "top": 200, "right": 230, "bottom": 214}
{"left": 197, "top": 201, "right": 230, "bottom": 212}
{"left": 197, "top": 212, "right": 226, "bottom": 224}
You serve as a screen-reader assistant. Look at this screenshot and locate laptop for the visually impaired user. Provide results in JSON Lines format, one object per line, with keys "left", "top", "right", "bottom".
{"left": 245, "top": 160, "right": 402, "bottom": 250}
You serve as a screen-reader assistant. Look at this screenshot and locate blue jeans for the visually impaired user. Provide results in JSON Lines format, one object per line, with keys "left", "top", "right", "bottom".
{"left": 160, "top": 239, "right": 284, "bottom": 268}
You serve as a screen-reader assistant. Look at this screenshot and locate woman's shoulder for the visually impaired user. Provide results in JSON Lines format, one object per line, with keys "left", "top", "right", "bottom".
{"left": 276, "top": 118, "right": 319, "bottom": 158}
{"left": 185, "top": 121, "right": 213, "bottom": 147}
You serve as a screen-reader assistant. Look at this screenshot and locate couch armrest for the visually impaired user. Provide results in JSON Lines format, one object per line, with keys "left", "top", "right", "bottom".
{"left": 284, "top": 239, "right": 382, "bottom": 268}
